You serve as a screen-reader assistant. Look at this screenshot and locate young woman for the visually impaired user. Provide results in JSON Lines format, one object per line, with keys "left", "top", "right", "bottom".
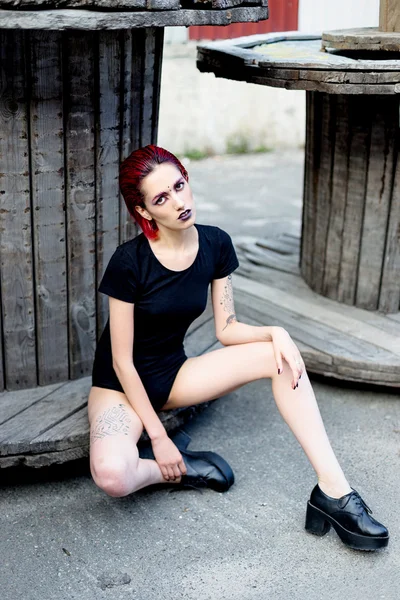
{"left": 89, "top": 145, "right": 389, "bottom": 552}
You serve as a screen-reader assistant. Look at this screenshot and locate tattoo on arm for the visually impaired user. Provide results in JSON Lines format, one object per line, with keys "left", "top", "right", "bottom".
{"left": 90, "top": 403, "right": 132, "bottom": 445}
{"left": 220, "top": 275, "right": 237, "bottom": 331}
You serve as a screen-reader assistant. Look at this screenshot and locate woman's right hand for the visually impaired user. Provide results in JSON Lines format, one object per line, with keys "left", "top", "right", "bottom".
{"left": 151, "top": 435, "right": 187, "bottom": 481}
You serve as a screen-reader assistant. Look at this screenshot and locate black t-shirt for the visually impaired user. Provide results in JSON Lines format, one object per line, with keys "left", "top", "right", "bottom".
{"left": 92, "top": 223, "right": 239, "bottom": 404}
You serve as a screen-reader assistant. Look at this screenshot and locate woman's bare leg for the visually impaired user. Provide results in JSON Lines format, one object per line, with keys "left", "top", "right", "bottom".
{"left": 164, "top": 341, "right": 351, "bottom": 498}
{"left": 88, "top": 387, "right": 175, "bottom": 496}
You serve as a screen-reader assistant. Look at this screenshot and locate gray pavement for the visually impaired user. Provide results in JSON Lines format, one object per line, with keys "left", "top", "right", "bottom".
{"left": 1, "top": 150, "right": 399, "bottom": 600}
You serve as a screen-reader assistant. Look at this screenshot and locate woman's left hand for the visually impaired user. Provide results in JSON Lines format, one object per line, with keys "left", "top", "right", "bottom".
{"left": 270, "top": 326, "right": 305, "bottom": 389}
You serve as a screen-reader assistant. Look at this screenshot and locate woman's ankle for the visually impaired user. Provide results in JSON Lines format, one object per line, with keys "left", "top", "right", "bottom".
{"left": 317, "top": 477, "right": 352, "bottom": 499}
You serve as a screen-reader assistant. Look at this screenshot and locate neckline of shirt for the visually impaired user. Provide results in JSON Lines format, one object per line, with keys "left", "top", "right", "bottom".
{"left": 145, "top": 223, "right": 201, "bottom": 274}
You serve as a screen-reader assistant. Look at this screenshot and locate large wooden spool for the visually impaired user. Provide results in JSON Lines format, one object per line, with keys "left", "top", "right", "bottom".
{"left": 0, "top": 1, "right": 268, "bottom": 394}
{"left": 0, "top": 28, "right": 161, "bottom": 392}
{"left": 301, "top": 91, "right": 400, "bottom": 313}
{"left": 197, "top": 33, "right": 400, "bottom": 314}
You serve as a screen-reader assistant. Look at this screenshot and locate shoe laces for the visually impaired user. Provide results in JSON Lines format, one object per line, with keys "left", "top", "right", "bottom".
{"left": 351, "top": 490, "right": 372, "bottom": 515}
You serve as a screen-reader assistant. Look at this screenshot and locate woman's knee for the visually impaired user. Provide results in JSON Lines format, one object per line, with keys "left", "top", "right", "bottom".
{"left": 91, "top": 453, "right": 139, "bottom": 498}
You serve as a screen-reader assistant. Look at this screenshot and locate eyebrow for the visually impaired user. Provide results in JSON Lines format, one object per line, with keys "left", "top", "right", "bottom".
{"left": 151, "top": 177, "right": 184, "bottom": 203}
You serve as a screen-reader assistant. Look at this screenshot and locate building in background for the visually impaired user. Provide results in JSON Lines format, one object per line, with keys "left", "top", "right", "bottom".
{"left": 158, "top": 0, "right": 380, "bottom": 156}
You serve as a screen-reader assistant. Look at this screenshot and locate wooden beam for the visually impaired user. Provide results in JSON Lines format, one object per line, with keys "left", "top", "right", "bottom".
{"left": 380, "top": 0, "right": 400, "bottom": 32}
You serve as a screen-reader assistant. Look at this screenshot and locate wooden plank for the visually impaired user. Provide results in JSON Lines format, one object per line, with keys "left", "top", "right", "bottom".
{"left": 184, "top": 317, "right": 217, "bottom": 357}
{"left": 186, "top": 294, "right": 213, "bottom": 337}
{"left": 234, "top": 290, "right": 399, "bottom": 371}
{"left": 235, "top": 260, "right": 400, "bottom": 339}
{"left": 337, "top": 96, "right": 371, "bottom": 306}
{"left": 356, "top": 96, "right": 396, "bottom": 310}
{"left": 29, "top": 31, "right": 69, "bottom": 385}
{"left": 150, "top": 27, "right": 164, "bottom": 145}
{"left": 141, "top": 27, "right": 157, "bottom": 148}
{"left": 64, "top": 31, "right": 97, "bottom": 379}
{"left": 120, "top": 29, "right": 138, "bottom": 245}
{"left": 311, "top": 93, "right": 335, "bottom": 293}
{"left": 0, "top": 445, "right": 89, "bottom": 468}
{"left": 0, "top": 30, "right": 37, "bottom": 390}
{"left": 30, "top": 405, "right": 89, "bottom": 454}
{"left": 0, "top": 0, "right": 180, "bottom": 8}
{"left": 322, "top": 95, "right": 349, "bottom": 300}
{"left": 255, "top": 237, "right": 298, "bottom": 256}
{"left": 237, "top": 243, "right": 300, "bottom": 274}
{"left": 0, "top": 382, "right": 64, "bottom": 426}
{"left": 379, "top": 148, "right": 400, "bottom": 313}
{"left": 258, "top": 68, "right": 400, "bottom": 85}
{"left": 233, "top": 273, "right": 400, "bottom": 357}
{"left": 0, "top": 377, "right": 90, "bottom": 455}
{"left": 380, "top": 0, "right": 400, "bottom": 32}
{"left": 0, "top": 7, "right": 269, "bottom": 30}
{"left": 301, "top": 91, "right": 318, "bottom": 283}
{"left": 96, "top": 30, "right": 122, "bottom": 340}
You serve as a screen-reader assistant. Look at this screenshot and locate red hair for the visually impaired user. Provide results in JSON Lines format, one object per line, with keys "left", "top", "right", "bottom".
{"left": 119, "top": 145, "right": 189, "bottom": 240}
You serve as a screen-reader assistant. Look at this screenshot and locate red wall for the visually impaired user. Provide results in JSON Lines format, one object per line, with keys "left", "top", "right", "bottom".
{"left": 189, "top": 0, "right": 298, "bottom": 41}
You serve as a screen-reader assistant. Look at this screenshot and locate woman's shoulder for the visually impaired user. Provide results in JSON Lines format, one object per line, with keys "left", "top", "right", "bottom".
{"left": 116, "top": 232, "right": 147, "bottom": 259}
{"left": 197, "top": 223, "right": 230, "bottom": 241}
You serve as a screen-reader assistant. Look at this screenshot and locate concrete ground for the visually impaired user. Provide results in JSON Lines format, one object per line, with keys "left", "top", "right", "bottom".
{"left": 1, "top": 151, "right": 399, "bottom": 600}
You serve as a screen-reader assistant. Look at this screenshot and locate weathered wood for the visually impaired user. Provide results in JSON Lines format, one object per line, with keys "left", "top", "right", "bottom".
{"left": 237, "top": 242, "right": 299, "bottom": 274}
{"left": 120, "top": 29, "right": 137, "bottom": 245}
{"left": 0, "top": 382, "right": 64, "bottom": 425}
{"left": 96, "top": 30, "right": 122, "bottom": 340}
{"left": 311, "top": 93, "right": 335, "bottom": 293}
{"left": 380, "top": 0, "right": 400, "bottom": 33}
{"left": 322, "top": 27, "right": 400, "bottom": 52}
{"left": 234, "top": 273, "right": 400, "bottom": 357}
{"left": 0, "top": 0, "right": 180, "bottom": 7}
{"left": 356, "top": 97, "right": 396, "bottom": 309}
{"left": 300, "top": 93, "right": 400, "bottom": 313}
{"left": 0, "top": 30, "right": 37, "bottom": 391}
{"left": 322, "top": 95, "right": 349, "bottom": 299}
{"left": 64, "top": 32, "right": 97, "bottom": 379}
{"left": 0, "top": 6, "right": 269, "bottom": 29}
{"left": 379, "top": 151, "right": 400, "bottom": 312}
{"left": 235, "top": 253, "right": 400, "bottom": 339}
{"left": 30, "top": 31, "right": 69, "bottom": 386}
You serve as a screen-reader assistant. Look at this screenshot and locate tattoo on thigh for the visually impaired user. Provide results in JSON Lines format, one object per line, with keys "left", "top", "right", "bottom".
{"left": 220, "top": 275, "right": 237, "bottom": 330}
{"left": 90, "top": 403, "right": 132, "bottom": 444}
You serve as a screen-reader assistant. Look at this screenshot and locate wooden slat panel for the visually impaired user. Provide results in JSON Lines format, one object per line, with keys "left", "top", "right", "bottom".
{"left": 300, "top": 91, "right": 317, "bottom": 283}
{"left": 0, "top": 377, "right": 89, "bottom": 456}
{"left": 64, "top": 31, "right": 97, "bottom": 379}
{"left": 337, "top": 96, "right": 371, "bottom": 305}
{"left": 184, "top": 317, "right": 217, "bottom": 357}
{"left": 31, "top": 404, "right": 90, "bottom": 454}
{"left": 0, "top": 30, "right": 37, "bottom": 390}
{"left": 29, "top": 31, "right": 69, "bottom": 385}
{"left": 151, "top": 27, "right": 164, "bottom": 145}
{"left": 96, "top": 31, "right": 122, "bottom": 339}
{"left": 379, "top": 150, "right": 400, "bottom": 312}
{"left": 234, "top": 273, "right": 400, "bottom": 357}
{"left": 311, "top": 93, "right": 335, "bottom": 293}
{"left": 356, "top": 97, "right": 396, "bottom": 310}
{"left": 141, "top": 28, "right": 157, "bottom": 147}
{"left": 0, "top": 382, "right": 64, "bottom": 426}
{"left": 236, "top": 259, "right": 400, "bottom": 339}
{"left": 234, "top": 290, "right": 398, "bottom": 370}
{"left": 380, "top": 0, "right": 400, "bottom": 32}
{"left": 322, "top": 95, "right": 349, "bottom": 300}
{"left": 120, "top": 29, "right": 138, "bottom": 244}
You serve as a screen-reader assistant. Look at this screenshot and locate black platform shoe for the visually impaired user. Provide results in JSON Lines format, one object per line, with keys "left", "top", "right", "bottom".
{"left": 138, "top": 430, "right": 234, "bottom": 493}
{"left": 305, "top": 484, "right": 389, "bottom": 551}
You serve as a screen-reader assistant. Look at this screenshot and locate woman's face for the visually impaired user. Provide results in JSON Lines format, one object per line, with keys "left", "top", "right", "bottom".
{"left": 137, "top": 162, "right": 196, "bottom": 231}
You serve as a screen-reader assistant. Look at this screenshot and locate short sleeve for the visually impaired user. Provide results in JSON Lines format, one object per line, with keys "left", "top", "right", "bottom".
{"left": 213, "top": 227, "right": 239, "bottom": 279}
{"left": 98, "top": 247, "right": 139, "bottom": 304}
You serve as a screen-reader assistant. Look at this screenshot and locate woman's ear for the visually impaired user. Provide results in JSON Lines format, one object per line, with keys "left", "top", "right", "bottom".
{"left": 135, "top": 205, "right": 152, "bottom": 221}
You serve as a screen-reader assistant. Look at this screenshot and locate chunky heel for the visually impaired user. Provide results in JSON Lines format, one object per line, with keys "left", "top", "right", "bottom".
{"left": 305, "top": 502, "right": 331, "bottom": 536}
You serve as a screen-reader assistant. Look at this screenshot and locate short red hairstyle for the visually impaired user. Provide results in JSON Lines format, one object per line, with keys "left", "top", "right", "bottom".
{"left": 119, "top": 145, "right": 189, "bottom": 240}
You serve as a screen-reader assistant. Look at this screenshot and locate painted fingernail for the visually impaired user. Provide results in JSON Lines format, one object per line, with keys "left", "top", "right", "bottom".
{"left": 278, "top": 368, "right": 281, "bottom": 375}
